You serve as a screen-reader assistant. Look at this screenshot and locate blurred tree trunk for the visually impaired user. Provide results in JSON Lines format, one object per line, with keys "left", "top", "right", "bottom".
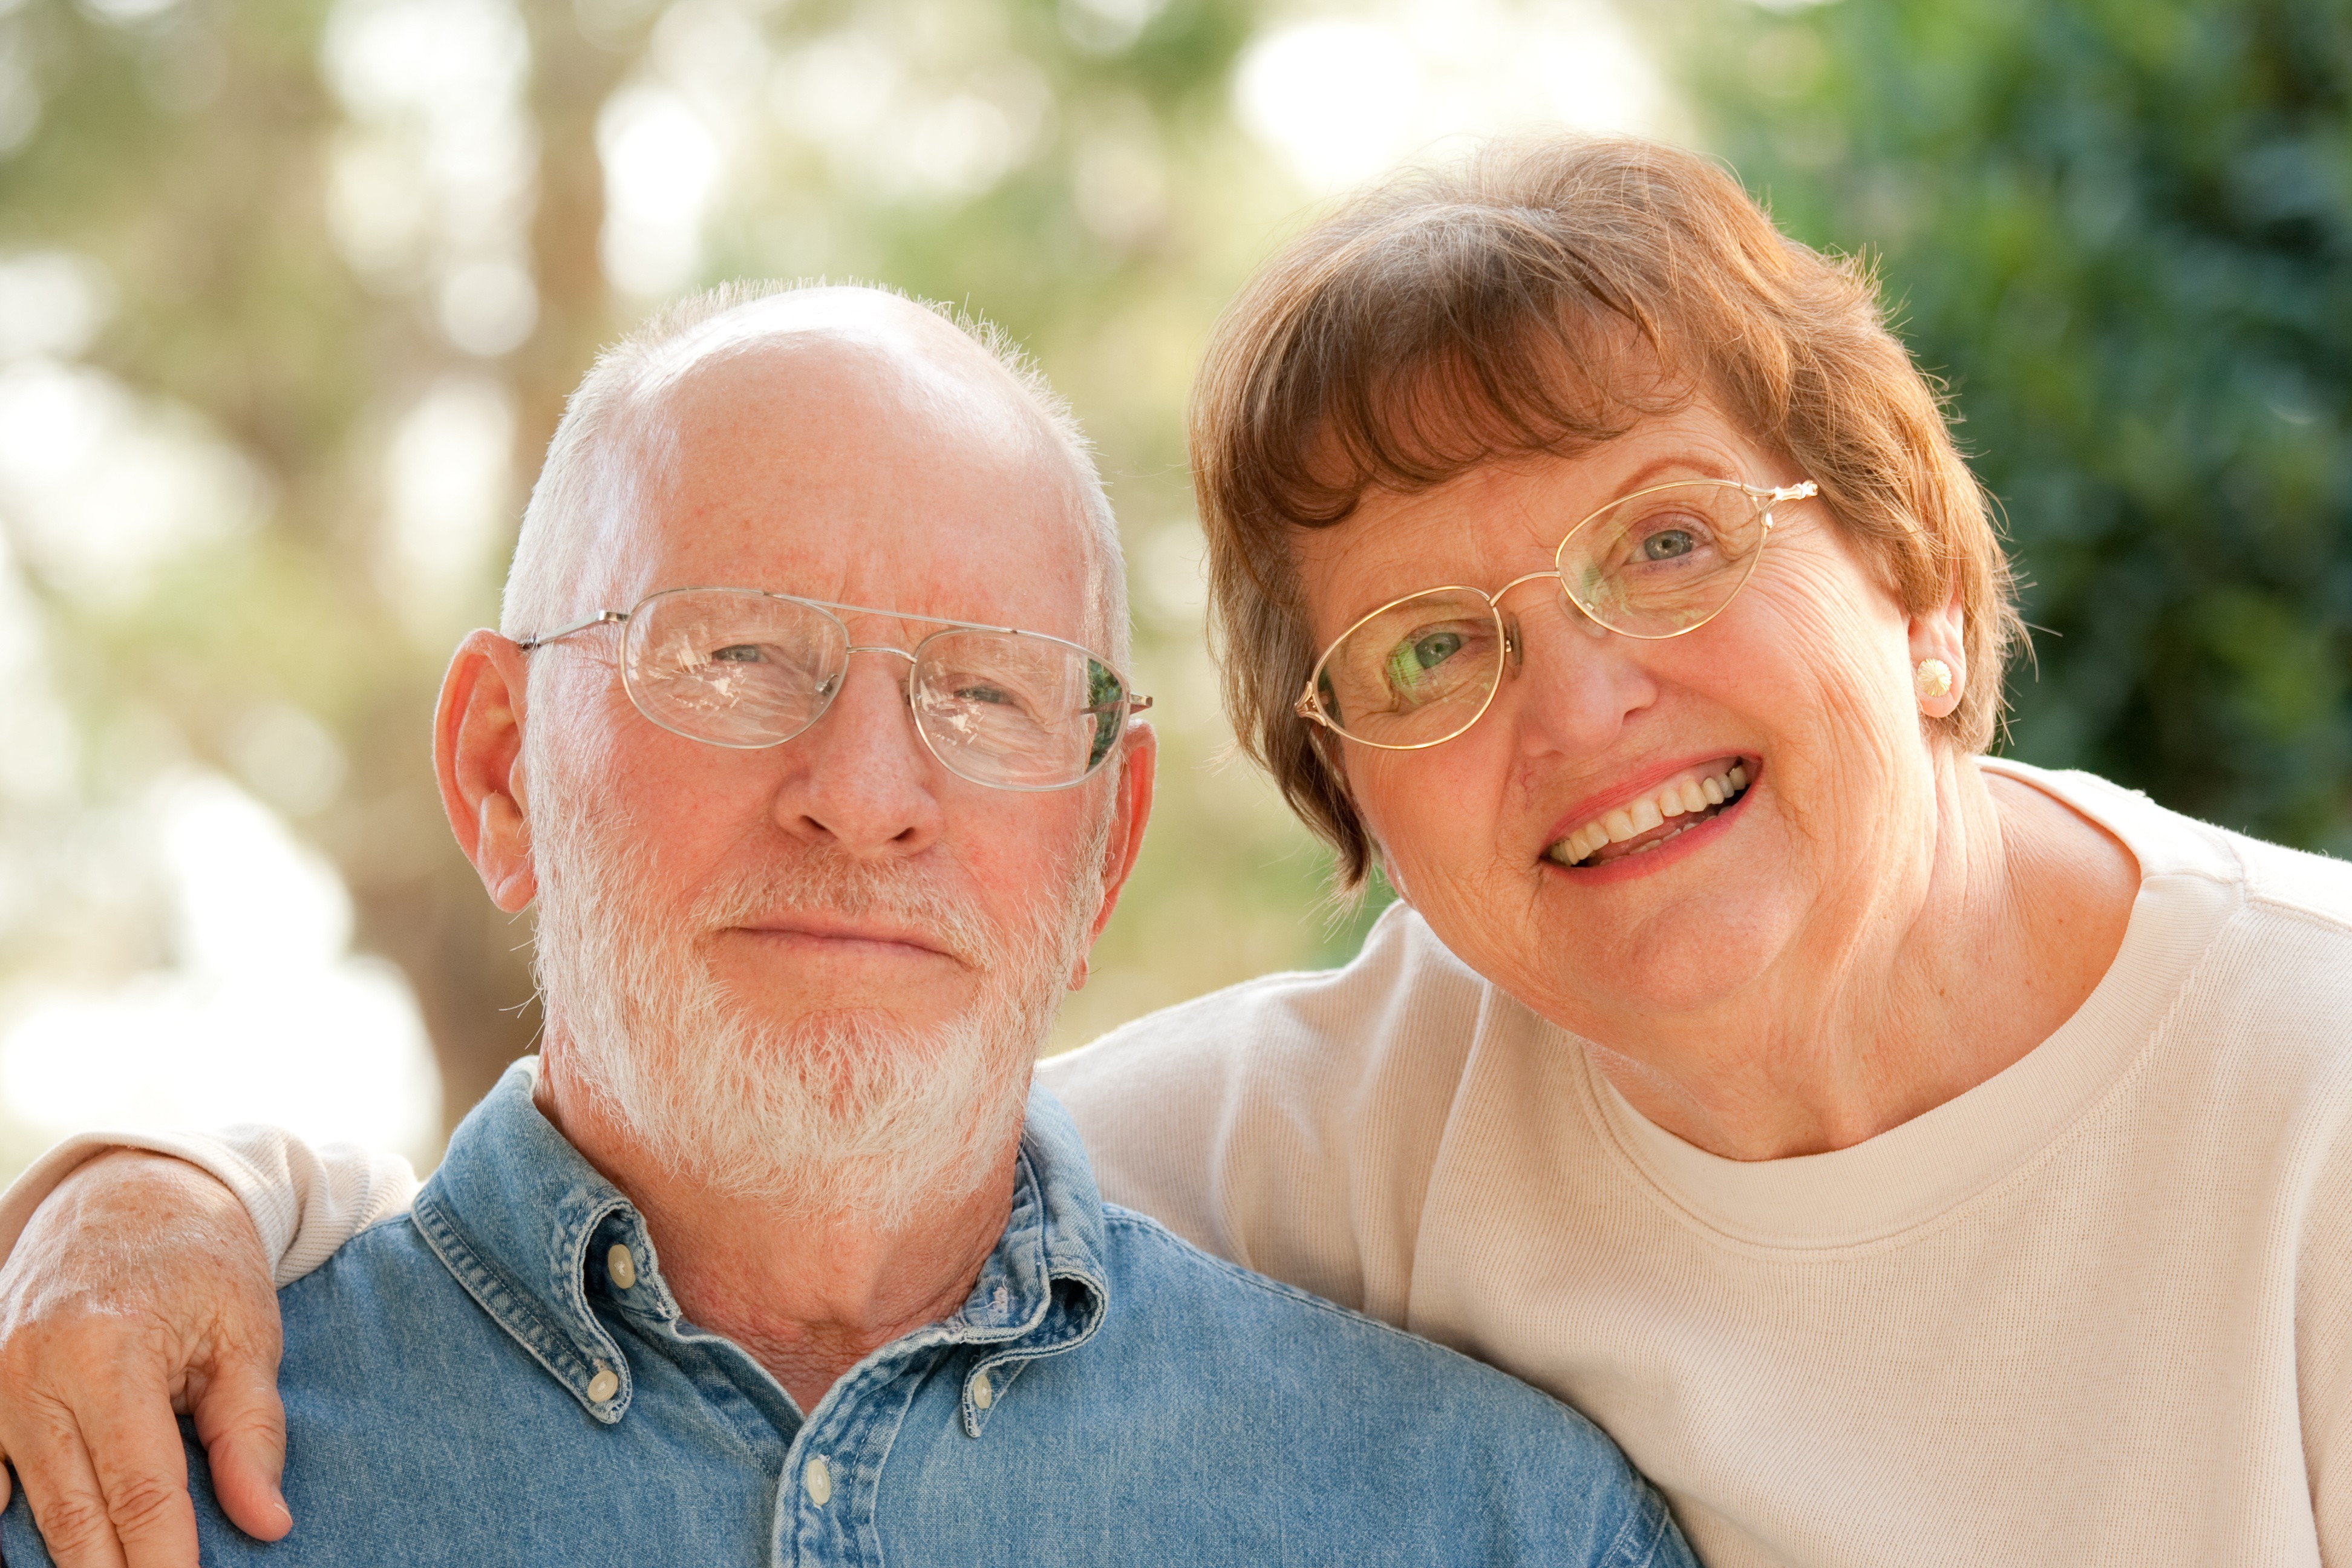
{"left": 344, "top": 2, "right": 630, "bottom": 1140}
{"left": 515, "top": 0, "right": 627, "bottom": 465}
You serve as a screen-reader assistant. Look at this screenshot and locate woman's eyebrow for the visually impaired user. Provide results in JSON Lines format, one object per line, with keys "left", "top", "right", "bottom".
{"left": 1575, "top": 451, "right": 1744, "bottom": 504}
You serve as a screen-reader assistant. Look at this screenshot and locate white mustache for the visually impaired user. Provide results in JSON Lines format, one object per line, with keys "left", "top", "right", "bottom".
{"left": 685, "top": 851, "right": 1003, "bottom": 972}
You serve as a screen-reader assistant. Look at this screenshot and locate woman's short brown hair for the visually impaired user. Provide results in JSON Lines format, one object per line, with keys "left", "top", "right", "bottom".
{"left": 1191, "top": 135, "right": 2023, "bottom": 887}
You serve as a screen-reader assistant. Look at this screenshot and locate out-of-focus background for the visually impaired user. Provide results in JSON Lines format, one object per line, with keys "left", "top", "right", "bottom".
{"left": 0, "top": 0, "right": 2342, "bottom": 1180}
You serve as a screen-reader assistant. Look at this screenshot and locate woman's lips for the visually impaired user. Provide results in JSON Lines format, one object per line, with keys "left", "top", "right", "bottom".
{"left": 1544, "top": 759, "right": 1753, "bottom": 869}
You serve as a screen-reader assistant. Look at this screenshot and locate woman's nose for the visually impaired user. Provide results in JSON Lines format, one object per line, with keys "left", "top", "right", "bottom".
{"left": 1494, "top": 590, "right": 1658, "bottom": 757}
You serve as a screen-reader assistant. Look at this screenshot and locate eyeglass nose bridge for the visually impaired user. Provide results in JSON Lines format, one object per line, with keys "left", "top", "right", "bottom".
{"left": 841, "top": 642, "right": 920, "bottom": 667}
{"left": 792, "top": 642, "right": 958, "bottom": 782}
{"left": 1485, "top": 567, "right": 1610, "bottom": 667}
{"left": 820, "top": 641, "right": 924, "bottom": 707}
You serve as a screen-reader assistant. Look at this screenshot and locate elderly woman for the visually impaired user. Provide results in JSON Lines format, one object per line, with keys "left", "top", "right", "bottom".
{"left": 2, "top": 139, "right": 2349, "bottom": 1564}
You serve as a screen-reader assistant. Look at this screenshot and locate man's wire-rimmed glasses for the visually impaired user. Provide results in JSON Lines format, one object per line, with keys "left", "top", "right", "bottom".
{"left": 519, "top": 586, "right": 1152, "bottom": 792}
{"left": 1296, "top": 478, "right": 1818, "bottom": 751}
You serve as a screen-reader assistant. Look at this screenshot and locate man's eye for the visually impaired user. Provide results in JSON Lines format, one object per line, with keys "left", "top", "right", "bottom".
{"left": 953, "top": 682, "right": 1016, "bottom": 707}
{"left": 708, "top": 643, "right": 766, "bottom": 664}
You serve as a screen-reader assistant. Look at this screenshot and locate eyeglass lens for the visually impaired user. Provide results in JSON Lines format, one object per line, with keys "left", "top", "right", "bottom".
{"left": 1558, "top": 480, "right": 1770, "bottom": 638}
{"left": 620, "top": 588, "right": 1129, "bottom": 789}
{"left": 1313, "top": 482, "right": 1771, "bottom": 747}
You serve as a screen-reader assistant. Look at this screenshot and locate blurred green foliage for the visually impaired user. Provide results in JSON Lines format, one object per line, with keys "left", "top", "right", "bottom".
{"left": 1685, "top": 0, "right": 2352, "bottom": 852}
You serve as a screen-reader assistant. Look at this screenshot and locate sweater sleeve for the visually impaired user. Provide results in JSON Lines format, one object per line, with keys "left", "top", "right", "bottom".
{"left": 0, "top": 1126, "right": 420, "bottom": 1288}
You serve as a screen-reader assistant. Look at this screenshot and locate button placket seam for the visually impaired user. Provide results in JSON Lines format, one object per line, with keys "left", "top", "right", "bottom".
{"left": 834, "top": 1371, "right": 913, "bottom": 1568}
{"left": 413, "top": 1191, "right": 636, "bottom": 1423}
{"left": 958, "top": 1264, "right": 1109, "bottom": 1439}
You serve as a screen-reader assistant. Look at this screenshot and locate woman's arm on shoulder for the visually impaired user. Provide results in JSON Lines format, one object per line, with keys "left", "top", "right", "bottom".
{"left": 0, "top": 1128, "right": 414, "bottom": 1566}
{"left": 1, "top": 1126, "right": 418, "bottom": 1287}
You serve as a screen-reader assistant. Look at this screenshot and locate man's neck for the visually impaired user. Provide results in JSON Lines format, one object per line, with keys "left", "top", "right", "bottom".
{"left": 532, "top": 1045, "right": 1021, "bottom": 1417}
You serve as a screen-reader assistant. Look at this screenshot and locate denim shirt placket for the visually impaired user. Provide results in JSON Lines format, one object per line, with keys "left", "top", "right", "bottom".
{"left": 773, "top": 1145, "right": 1109, "bottom": 1567}
{"left": 426, "top": 1106, "right": 1108, "bottom": 1568}
{"left": 390, "top": 1071, "right": 1127, "bottom": 1568}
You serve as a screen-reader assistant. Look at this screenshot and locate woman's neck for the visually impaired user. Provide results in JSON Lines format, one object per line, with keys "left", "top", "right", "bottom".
{"left": 1590, "top": 757, "right": 2140, "bottom": 1162}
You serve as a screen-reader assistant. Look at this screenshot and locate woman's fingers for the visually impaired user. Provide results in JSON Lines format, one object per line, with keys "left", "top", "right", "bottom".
{"left": 0, "top": 1149, "right": 288, "bottom": 1564}
{"left": 187, "top": 1350, "right": 291, "bottom": 1543}
{"left": 0, "top": 1374, "right": 191, "bottom": 1568}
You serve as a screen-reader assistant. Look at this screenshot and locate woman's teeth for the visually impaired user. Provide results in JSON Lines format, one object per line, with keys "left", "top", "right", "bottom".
{"left": 1545, "top": 762, "right": 1750, "bottom": 869}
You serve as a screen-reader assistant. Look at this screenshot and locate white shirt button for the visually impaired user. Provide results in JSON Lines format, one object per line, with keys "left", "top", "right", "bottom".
{"left": 606, "top": 1244, "right": 637, "bottom": 1290}
{"left": 803, "top": 1455, "right": 833, "bottom": 1506}
{"left": 971, "top": 1374, "right": 993, "bottom": 1411}
{"left": 586, "top": 1368, "right": 619, "bottom": 1403}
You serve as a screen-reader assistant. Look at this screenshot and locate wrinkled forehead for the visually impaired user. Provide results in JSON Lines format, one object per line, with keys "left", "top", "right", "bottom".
{"left": 596, "top": 312, "right": 1102, "bottom": 645}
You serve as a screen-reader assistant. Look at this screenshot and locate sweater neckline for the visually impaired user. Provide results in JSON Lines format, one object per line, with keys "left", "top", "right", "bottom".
{"left": 1578, "top": 759, "right": 2243, "bottom": 1250}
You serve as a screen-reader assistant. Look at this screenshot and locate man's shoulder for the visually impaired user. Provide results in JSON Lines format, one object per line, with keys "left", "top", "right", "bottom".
{"left": 1093, "top": 1201, "right": 1590, "bottom": 1436}
{"left": 1054, "top": 1205, "right": 1685, "bottom": 1564}
{"left": 275, "top": 1209, "right": 443, "bottom": 1310}
{"left": 267, "top": 1210, "right": 525, "bottom": 1394}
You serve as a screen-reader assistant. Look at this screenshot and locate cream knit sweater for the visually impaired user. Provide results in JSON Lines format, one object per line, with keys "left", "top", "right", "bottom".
{"left": 6, "top": 760, "right": 2350, "bottom": 1566}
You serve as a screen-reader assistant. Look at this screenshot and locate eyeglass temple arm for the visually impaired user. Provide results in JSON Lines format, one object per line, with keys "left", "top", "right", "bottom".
{"left": 1759, "top": 480, "right": 1818, "bottom": 503}
{"left": 515, "top": 609, "right": 629, "bottom": 652}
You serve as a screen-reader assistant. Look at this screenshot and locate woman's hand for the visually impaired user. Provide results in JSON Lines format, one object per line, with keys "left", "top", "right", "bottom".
{"left": 0, "top": 1151, "right": 291, "bottom": 1567}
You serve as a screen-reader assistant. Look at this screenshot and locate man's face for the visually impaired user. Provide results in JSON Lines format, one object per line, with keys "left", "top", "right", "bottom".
{"left": 509, "top": 309, "right": 1137, "bottom": 1212}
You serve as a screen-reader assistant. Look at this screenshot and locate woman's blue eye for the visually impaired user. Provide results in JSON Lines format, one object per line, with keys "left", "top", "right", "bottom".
{"left": 1385, "top": 630, "right": 1463, "bottom": 693}
{"left": 1641, "top": 529, "right": 1697, "bottom": 561}
{"left": 1411, "top": 630, "right": 1463, "bottom": 670}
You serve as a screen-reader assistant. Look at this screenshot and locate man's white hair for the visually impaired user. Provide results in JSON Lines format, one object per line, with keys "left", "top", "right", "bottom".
{"left": 500, "top": 279, "right": 1129, "bottom": 670}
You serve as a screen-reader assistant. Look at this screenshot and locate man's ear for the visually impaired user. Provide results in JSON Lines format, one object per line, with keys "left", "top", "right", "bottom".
{"left": 1070, "top": 719, "right": 1158, "bottom": 985}
{"left": 435, "top": 629, "right": 538, "bottom": 913}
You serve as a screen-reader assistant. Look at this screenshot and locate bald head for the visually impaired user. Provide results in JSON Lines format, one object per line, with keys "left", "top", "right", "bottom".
{"left": 504, "top": 283, "right": 1127, "bottom": 670}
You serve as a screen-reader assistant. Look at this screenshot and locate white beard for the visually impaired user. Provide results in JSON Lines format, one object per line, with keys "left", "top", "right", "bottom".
{"left": 524, "top": 725, "right": 1105, "bottom": 1230}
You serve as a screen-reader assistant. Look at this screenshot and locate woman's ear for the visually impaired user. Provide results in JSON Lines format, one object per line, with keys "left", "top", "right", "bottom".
{"left": 1908, "top": 584, "right": 1967, "bottom": 722}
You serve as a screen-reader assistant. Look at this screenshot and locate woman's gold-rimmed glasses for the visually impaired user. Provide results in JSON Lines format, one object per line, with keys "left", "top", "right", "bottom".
{"left": 519, "top": 586, "right": 1151, "bottom": 792}
{"left": 1295, "top": 477, "right": 1818, "bottom": 751}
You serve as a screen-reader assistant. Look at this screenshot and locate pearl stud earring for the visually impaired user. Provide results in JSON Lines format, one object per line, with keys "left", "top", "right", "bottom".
{"left": 1915, "top": 658, "right": 1953, "bottom": 701}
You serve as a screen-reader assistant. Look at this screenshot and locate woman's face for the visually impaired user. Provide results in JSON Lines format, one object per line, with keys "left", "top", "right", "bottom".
{"left": 1295, "top": 401, "right": 1961, "bottom": 1039}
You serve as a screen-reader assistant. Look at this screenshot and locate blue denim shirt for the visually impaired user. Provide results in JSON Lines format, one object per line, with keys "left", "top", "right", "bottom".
{"left": 3, "top": 1065, "right": 1690, "bottom": 1567}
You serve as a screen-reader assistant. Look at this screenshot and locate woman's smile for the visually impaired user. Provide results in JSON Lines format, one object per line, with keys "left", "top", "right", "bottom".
{"left": 1543, "top": 756, "right": 1756, "bottom": 870}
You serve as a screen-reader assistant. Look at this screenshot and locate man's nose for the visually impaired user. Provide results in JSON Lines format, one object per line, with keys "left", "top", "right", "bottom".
{"left": 770, "top": 648, "right": 944, "bottom": 857}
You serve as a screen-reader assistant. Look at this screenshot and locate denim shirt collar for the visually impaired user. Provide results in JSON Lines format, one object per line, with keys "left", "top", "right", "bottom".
{"left": 410, "top": 1061, "right": 1109, "bottom": 1436}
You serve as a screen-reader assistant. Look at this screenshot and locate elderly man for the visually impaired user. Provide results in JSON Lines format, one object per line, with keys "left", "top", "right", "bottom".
{"left": 0, "top": 285, "right": 1686, "bottom": 1568}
